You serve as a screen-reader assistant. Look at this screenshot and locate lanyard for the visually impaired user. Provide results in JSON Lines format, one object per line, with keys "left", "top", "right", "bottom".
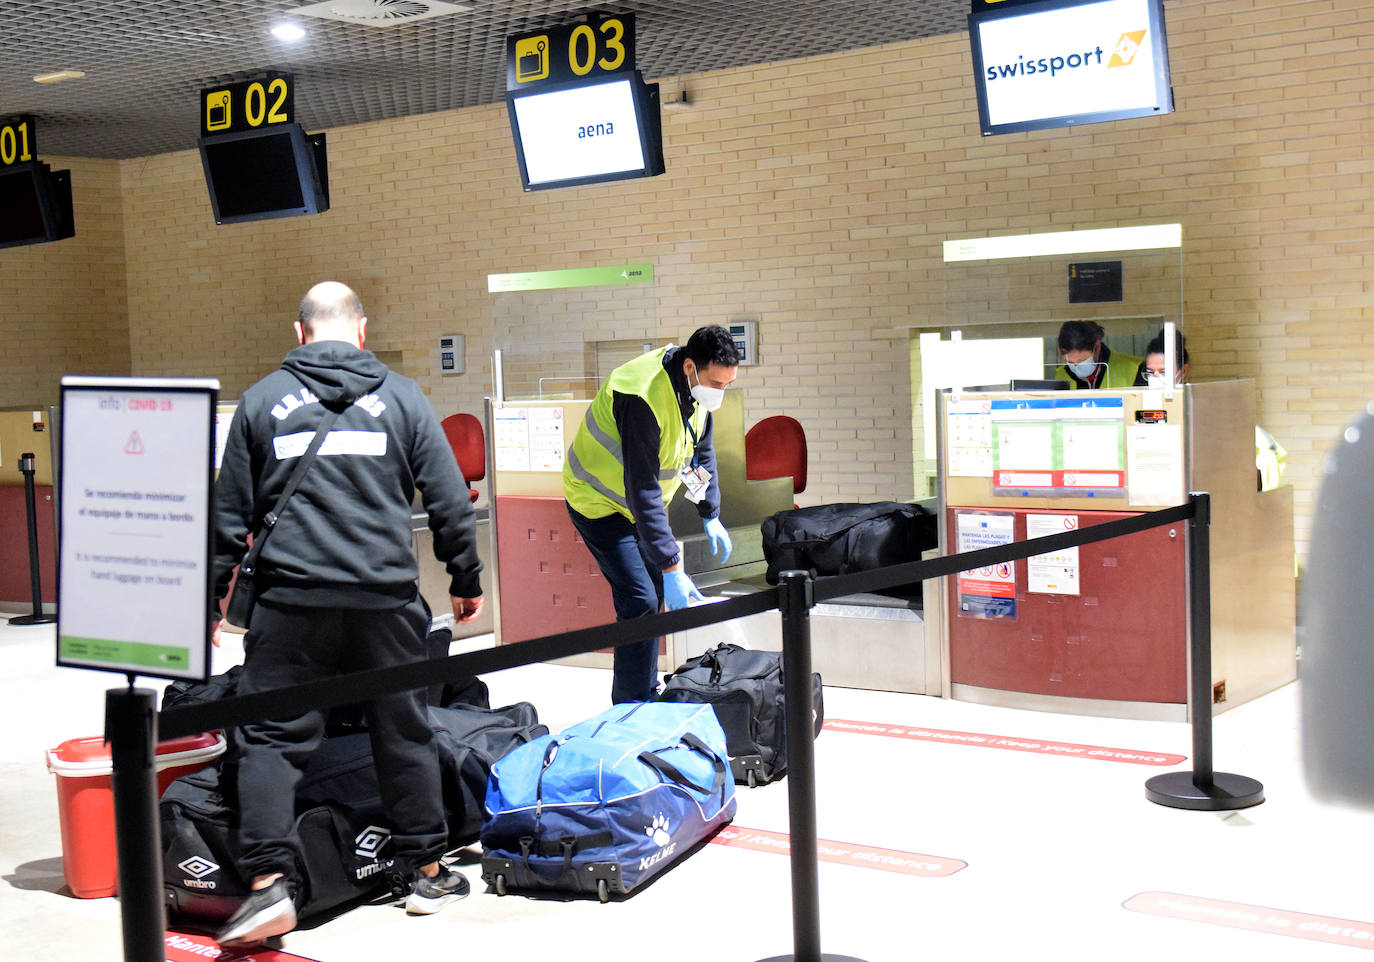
{"left": 682, "top": 408, "right": 701, "bottom": 469}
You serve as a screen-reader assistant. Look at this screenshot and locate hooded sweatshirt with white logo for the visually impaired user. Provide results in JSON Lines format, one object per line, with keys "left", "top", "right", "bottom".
{"left": 213, "top": 341, "right": 481, "bottom": 610}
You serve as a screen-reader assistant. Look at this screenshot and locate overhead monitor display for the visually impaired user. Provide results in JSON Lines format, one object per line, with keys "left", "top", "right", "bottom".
{"left": 0, "top": 162, "right": 74, "bottom": 249}
{"left": 197, "top": 123, "right": 329, "bottom": 224}
{"left": 507, "top": 71, "right": 664, "bottom": 190}
{"left": 969, "top": 0, "right": 1174, "bottom": 136}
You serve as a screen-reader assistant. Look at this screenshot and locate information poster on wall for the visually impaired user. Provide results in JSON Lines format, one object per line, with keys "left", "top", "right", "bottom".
{"left": 493, "top": 406, "right": 532, "bottom": 472}
{"left": 991, "top": 396, "right": 1125, "bottom": 495}
{"left": 946, "top": 398, "right": 994, "bottom": 477}
{"left": 56, "top": 376, "right": 219, "bottom": 682}
{"left": 1027, "top": 513, "right": 1080, "bottom": 595}
{"left": 955, "top": 511, "right": 1017, "bottom": 619}
{"left": 527, "top": 407, "right": 566, "bottom": 471}
{"left": 493, "top": 405, "right": 567, "bottom": 472}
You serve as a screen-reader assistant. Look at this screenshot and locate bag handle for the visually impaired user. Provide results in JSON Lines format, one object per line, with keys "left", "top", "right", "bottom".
{"left": 638, "top": 732, "right": 727, "bottom": 807}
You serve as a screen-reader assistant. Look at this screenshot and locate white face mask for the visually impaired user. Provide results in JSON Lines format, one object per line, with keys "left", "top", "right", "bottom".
{"left": 1068, "top": 358, "right": 1100, "bottom": 379}
{"left": 689, "top": 365, "right": 725, "bottom": 412}
{"left": 1145, "top": 372, "right": 1181, "bottom": 389}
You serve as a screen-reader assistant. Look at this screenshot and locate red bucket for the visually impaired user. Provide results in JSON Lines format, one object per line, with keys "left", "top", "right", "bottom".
{"left": 46, "top": 731, "right": 225, "bottom": 898}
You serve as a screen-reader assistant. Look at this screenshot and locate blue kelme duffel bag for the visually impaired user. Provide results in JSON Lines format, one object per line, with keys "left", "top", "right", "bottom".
{"left": 480, "top": 701, "right": 736, "bottom": 901}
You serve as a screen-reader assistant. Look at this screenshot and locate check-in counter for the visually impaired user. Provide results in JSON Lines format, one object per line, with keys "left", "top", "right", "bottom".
{"left": 936, "top": 379, "right": 1295, "bottom": 720}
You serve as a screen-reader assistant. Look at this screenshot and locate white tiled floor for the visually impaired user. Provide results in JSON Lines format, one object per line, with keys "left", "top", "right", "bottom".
{"left": 2, "top": 612, "right": 1370, "bottom": 961}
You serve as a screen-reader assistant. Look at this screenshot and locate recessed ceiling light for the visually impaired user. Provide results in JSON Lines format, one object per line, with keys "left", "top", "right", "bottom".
{"left": 33, "top": 69, "right": 86, "bottom": 84}
{"left": 270, "top": 23, "right": 307, "bottom": 42}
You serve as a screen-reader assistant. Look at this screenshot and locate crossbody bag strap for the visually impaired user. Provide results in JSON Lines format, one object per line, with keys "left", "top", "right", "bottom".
{"left": 238, "top": 405, "right": 343, "bottom": 577}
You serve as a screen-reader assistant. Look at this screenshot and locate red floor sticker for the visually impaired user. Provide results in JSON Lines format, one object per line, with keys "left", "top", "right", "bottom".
{"left": 711, "top": 825, "right": 965, "bottom": 877}
{"left": 166, "top": 930, "right": 320, "bottom": 961}
{"left": 824, "top": 718, "right": 1185, "bottom": 766}
{"left": 1124, "top": 892, "right": 1374, "bottom": 949}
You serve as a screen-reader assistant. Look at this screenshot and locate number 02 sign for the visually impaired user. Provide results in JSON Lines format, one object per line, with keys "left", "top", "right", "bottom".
{"left": 200, "top": 74, "right": 295, "bottom": 137}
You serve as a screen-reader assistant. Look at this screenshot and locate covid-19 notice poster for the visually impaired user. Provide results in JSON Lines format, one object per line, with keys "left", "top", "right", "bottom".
{"left": 56, "top": 376, "right": 219, "bottom": 682}
{"left": 955, "top": 511, "right": 1017, "bottom": 619}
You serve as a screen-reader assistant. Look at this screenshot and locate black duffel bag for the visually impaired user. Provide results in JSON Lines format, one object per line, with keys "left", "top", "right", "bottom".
{"left": 760, "top": 501, "right": 936, "bottom": 586}
{"left": 161, "top": 765, "right": 395, "bottom": 922}
{"left": 656, "top": 643, "right": 822, "bottom": 787}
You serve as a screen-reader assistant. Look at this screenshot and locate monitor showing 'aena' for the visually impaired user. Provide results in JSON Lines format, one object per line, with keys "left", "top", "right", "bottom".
{"left": 970, "top": 0, "right": 1173, "bottom": 136}
{"left": 509, "top": 74, "right": 661, "bottom": 190}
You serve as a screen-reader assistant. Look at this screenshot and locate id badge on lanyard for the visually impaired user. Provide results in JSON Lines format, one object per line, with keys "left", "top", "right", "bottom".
{"left": 679, "top": 410, "right": 709, "bottom": 503}
{"left": 679, "top": 464, "right": 711, "bottom": 503}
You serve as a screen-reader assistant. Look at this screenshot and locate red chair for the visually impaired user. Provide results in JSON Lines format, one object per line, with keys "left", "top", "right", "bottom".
{"left": 441, "top": 413, "right": 485, "bottom": 504}
{"left": 745, "top": 415, "right": 807, "bottom": 507}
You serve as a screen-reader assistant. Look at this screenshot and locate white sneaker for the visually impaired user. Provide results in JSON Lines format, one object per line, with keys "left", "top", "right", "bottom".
{"left": 405, "top": 864, "right": 470, "bottom": 915}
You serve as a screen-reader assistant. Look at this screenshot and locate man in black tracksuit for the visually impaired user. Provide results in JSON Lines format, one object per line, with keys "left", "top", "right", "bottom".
{"left": 211, "top": 281, "right": 482, "bottom": 946}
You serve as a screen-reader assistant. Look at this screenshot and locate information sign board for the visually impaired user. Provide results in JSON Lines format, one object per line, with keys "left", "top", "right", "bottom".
{"left": 57, "top": 376, "right": 219, "bottom": 682}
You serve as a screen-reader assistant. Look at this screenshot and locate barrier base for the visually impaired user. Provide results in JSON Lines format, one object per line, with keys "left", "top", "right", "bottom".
{"left": 1145, "top": 771, "right": 1264, "bottom": 811}
{"left": 757, "top": 955, "right": 870, "bottom": 961}
{"left": 9, "top": 612, "right": 56, "bottom": 625}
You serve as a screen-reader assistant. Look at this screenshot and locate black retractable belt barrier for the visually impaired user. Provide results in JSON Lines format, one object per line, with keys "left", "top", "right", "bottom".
{"left": 107, "top": 685, "right": 165, "bottom": 962}
{"left": 9, "top": 452, "right": 56, "bottom": 626}
{"left": 1145, "top": 492, "right": 1264, "bottom": 810}
{"left": 756, "top": 570, "right": 866, "bottom": 962}
{"left": 117, "top": 494, "right": 1249, "bottom": 962}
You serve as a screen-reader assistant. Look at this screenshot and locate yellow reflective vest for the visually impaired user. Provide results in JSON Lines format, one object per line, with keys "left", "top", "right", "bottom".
{"left": 563, "top": 346, "right": 707, "bottom": 522}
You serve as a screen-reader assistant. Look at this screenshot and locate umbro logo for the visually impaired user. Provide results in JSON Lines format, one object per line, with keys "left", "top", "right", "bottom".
{"left": 177, "top": 856, "right": 218, "bottom": 879}
{"left": 355, "top": 825, "right": 392, "bottom": 859}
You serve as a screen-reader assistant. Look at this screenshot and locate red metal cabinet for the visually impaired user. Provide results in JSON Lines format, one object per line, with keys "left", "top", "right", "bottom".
{"left": 947, "top": 507, "right": 1187, "bottom": 704}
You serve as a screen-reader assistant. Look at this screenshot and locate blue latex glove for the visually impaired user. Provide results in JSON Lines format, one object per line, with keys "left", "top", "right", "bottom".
{"left": 663, "top": 568, "right": 706, "bottom": 610}
{"left": 703, "top": 517, "right": 733, "bottom": 563}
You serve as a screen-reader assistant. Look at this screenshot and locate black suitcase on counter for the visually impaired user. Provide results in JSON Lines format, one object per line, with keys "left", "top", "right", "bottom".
{"left": 656, "top": 643, "right": 823, "bottom": 787}
{"left": 761, "top": 501, "right": 936, "bottom": 586}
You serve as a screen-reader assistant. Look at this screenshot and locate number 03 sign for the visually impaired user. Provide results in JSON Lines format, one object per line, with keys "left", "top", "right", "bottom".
{"left": 200, "top": 74, "right": 295, "bottom": 137}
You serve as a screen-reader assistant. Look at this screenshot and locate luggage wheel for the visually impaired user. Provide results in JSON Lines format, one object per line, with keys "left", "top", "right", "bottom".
{"left": 747, "top": 769, "right": 757, "bottom": 789}
{"left": 494, "top": 874, "right": 507, "bottom": 897}
{"left": 596, "top": 878, "right": 609, "bottom": 903}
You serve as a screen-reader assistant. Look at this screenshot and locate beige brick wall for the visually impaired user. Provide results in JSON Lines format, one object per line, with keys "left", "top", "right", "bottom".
{"left": 5, "top": 0, "right": 1372, "bottom": 560}
{"left": 0, "top": 155, "right": 130, "bottom": 408}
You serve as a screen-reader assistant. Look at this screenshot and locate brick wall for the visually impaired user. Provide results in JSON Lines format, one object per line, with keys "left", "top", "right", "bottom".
{"left": 2, "top": 0, "right": 1370, "bottom": 559}
{"left": 0, "top": 156, "right": 130, "bottom": 408}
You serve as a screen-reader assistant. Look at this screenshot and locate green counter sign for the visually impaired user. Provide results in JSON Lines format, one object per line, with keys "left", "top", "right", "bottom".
{"left": 488, "top": 263, "right": 653, "bottom": 292}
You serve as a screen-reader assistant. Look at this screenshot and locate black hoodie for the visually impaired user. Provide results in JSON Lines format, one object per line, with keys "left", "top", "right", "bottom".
{"left": 213, "top": 341, "right": 481, "bottom": 610}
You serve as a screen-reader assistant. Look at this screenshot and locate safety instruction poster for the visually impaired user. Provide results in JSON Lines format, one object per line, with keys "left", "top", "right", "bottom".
{"left": 991, "top": 396, "right": 1125, "bottom": 494}
{"left": 955, "top": 511, "right": 1017, "bottom": 618}
{"left": 56, "top": 376, "right": 218, "bottom": 682}
{"left": 946, "top": 398, "right": 994, "bottom": 477}
{"left": 493, "top": 405, "right": 566, "bottom": 472}
{"left": 1027, "top": 513, "right": 1080, "bottom": 595}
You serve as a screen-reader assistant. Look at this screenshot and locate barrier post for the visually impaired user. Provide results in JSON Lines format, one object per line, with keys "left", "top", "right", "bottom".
{"left": 106, "top": 686, "right": 166, "bottom": 961}
{"left": 1145, "top": 492, "right": 1264, "bottom": 810}
{"left": 9, "top": 452, "right": 56, "bottom": 626}
{"left": 758, "top": 570, "right": 865, "bottom": 962}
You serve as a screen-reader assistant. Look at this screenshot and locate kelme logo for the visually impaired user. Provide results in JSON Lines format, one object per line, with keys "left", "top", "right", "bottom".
{"left": 1109, "top": 30, "right": 1148, "bottom": 68}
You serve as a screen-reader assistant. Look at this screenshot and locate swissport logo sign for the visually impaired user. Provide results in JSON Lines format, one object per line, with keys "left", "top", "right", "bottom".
{"left": 975, "top": 0, "right": 1164, "bottom": 128}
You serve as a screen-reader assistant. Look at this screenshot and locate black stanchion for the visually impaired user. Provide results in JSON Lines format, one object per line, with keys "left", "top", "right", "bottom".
{"left": 758, "top": 570, "right": 866, "bottom": 962}
{"left": 106, "top": 685, "right": 166, "bottom": 962}
{"left": 9, "top": 452, "right": 56, "bottom": 626}
{"left": 1145, "top": 492, "right": 1264, "bottom": 810}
